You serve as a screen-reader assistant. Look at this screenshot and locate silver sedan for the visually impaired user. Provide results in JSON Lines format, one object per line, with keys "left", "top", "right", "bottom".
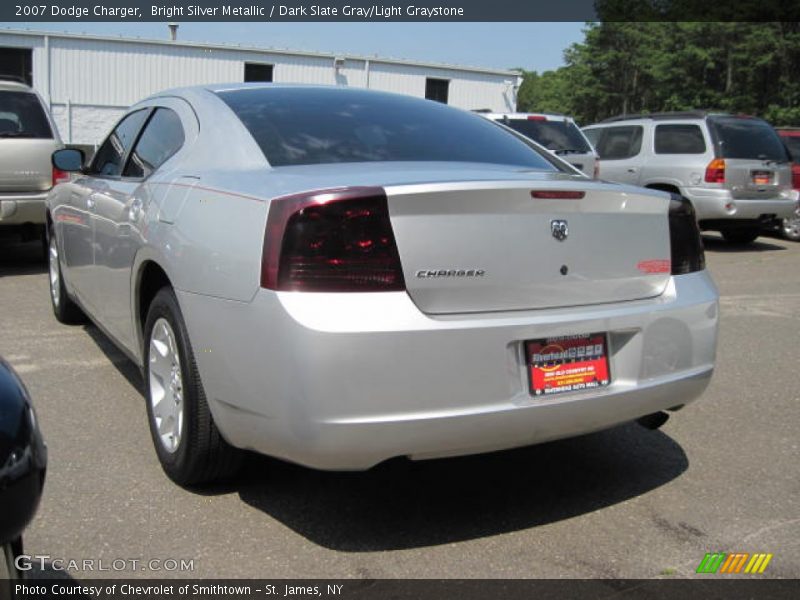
{"left": 47, "top": 85, "right": 719, "bottom": 486}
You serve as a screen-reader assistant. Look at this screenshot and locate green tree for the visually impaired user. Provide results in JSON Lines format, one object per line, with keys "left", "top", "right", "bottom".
{"left": 516, "top": 22, "right": 800, "bottom": 126}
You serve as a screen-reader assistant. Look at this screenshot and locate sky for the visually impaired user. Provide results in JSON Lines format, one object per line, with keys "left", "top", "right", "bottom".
{"left": 2, "top": 22, "right": 588, "bottom": 72}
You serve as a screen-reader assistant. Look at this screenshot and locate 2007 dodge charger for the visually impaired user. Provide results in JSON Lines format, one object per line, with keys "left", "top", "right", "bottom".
{"left": 46, "top": 85, "right": 718, "bottom": 485}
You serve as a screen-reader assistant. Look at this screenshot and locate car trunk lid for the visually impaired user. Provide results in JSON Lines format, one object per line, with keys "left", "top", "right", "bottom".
{"left": 386, "top": 180, "right": 672, "bottom": 314}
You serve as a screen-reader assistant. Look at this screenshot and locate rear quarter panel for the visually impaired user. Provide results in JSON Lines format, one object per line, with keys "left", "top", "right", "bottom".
{"left": 160, "top": 183, "right": 267, "bottom": 301}
{"left": 136, "top": 90, "right": 272, "bottom": 305}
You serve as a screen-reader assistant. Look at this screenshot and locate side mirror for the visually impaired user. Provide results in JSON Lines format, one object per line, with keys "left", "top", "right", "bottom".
{"left": 52, "top": 148, "right": 85, "bottom": 173}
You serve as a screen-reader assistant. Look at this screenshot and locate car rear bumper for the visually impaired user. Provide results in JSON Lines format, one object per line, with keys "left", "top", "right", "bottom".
{"left": 684, "top": 186, "right": 798, "bottom": 222}
{"left": 0, "top": 192, "right": 49, "bottom": 226}
{"left": 178, "top": 270, "right": 719, "bottom": 470}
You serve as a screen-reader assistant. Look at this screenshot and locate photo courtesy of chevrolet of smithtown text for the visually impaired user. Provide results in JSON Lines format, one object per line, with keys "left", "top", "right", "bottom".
{"left": 0, "top": 0, "right": 798, "bottom": 598}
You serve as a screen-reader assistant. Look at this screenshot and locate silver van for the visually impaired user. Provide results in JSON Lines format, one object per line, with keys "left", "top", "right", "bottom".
{"left": 0, "top": 78, "right": 63, "bottom": 246}
{"left": 481, "top": 112, "right": 598, "bottom": 178}
{"left": 583, "top": 112, "right": 797, "bottom": 244}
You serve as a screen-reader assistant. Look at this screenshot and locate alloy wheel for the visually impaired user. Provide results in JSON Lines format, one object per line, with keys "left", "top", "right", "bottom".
{"left": 48, "top": 236, "right": 60, "bottom": 307}
{"left": 148, "top": 318, "right": 185, "bottom": 454}
{"left": 783, "top": 216, "right": 800, "bottom": 241}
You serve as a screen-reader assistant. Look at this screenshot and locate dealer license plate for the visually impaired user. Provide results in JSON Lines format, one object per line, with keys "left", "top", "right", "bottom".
{"left": 751, "top": 170, "right": 773, "bottom": 185}
{"left": 526, "top": 333, "right": 611, "bottom": 397}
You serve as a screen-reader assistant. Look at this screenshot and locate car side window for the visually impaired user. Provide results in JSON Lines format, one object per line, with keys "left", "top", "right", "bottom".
{"left": 583, "top": 128, "right": 601, "bottom": 149}
{"left": 655, "top": 124, "right": 706, "bottom": 154}
{"left": 0, "top": 91, "right": 52, "bottom": 138}
{"left": 596, "top": 126, "right": 643, "bottom": 160}
{"left": 88, "top": 109, "right": 150, "bottom": 177}
{"left": 123, "top": 108, "right": 185, "bottom": 179}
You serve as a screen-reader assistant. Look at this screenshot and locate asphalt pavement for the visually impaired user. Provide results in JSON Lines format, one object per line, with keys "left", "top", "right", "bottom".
{"left": 0, "top": 233, "right": 797, "bottom": 579}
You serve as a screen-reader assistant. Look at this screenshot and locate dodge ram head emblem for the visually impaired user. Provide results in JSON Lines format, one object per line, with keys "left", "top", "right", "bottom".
{"left": 551, "top": 219, "right": 569, "bottom": 241}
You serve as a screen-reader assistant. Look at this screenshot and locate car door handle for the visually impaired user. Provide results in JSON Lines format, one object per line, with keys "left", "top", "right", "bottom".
{"left": 86, "top": 196, "right": 96, "bottom": 210}
{"left": 627, "top": 168, "right": 637, "bottom": 173}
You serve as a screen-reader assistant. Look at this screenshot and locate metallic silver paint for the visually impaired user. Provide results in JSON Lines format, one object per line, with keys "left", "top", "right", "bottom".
{"left": 47, "top": 84, "right": 720, "bottom": 471}
{"left": 583, "top": 117, "right": 796, "bottom": 223}
{"left": 178, "top": 271, "right": 717, "bottom": 470}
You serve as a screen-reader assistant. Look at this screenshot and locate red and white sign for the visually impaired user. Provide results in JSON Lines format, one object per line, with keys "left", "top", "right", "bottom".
{"left": 526, "top": 333, "right": 610, "bottom": 396}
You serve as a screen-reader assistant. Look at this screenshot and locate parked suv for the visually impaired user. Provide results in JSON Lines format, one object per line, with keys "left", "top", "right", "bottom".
{"left": 775, "top": 128, "right": 800, "bottom": 241}
{"left": 0, "top": 78, "right": 64, "bottom": 248}
{"left": 481, "top": 112, "right": 598, "bottom": 177}
{"left": 583, "top": 112, "right": 796, "bottom": 244}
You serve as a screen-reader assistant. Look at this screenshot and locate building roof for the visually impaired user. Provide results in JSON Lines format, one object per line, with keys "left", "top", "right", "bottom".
{"left": 0, "top": 28, "right": 521, "bottom": 79}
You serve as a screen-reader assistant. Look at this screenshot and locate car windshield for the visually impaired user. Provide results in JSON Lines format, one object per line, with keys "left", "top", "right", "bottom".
{"left": 216, "top": 87, "right": 560, "bottom": 170}
{"left": 709, "top": 117, "right": 788, "bottom": 161}
{"left": 780, "top": 135, "right": 800, "bottom": 163}
{"left": 0, "top": 91, "right": 52, "bottom": 138}
{"left": 498, "top": 118, "right": 592, "bottom": 153}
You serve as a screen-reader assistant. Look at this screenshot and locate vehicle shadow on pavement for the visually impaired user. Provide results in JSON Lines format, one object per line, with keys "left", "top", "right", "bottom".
{"left": 701, "top": 234, "right": 787, "bottom": 253}
{"left": 0, "top": 239, "right": 46, "bottom": 277}
{"left": 229, "top": 423, "right": 687, "bottom": 551}
{"left": 83, "top": 324, "right": 144, "bottom": 395}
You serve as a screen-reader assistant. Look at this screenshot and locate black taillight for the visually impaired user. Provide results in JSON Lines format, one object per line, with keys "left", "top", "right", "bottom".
{"left": 261, "top": 187, "right": 405, "bottom": 292}
{"left": 668, "top": 194, "right": 705, "bottom": 275}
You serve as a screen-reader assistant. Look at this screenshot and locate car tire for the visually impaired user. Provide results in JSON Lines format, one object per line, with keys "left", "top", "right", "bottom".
{"left": 782, "top": 217, "right": 800, "bottom": 242}
{"left": 47, "top": 226, "right": 85, "bottom": 324}
{"left": 143, "top": 287, "right": 242, "bottom": 486}
{"left": 720, "top": 226, "right": 760, "bottom": 244}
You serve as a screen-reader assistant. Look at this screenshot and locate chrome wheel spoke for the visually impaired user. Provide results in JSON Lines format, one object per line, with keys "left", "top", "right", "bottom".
{"left": 158, "top": 414, "right": 174, "bottom": 435}
{"left": 148, "top": 318, "right": 184, "bottom": 454}
{"left": 49, "top": 238, "right": 60, "bottom": 306}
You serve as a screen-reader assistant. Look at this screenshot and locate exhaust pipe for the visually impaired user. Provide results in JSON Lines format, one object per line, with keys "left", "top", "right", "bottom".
{"left": 637, "top": 411, "right": 670, "bottom": 431}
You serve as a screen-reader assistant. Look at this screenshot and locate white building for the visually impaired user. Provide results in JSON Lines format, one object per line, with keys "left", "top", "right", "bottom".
{"left": 0, "top": 28, "right": 521, "bottom": 145}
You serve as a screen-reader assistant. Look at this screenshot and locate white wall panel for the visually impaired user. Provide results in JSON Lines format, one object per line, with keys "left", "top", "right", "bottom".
{"left": 50, "top": 103, "right": 125, "bottom": 145}
{"left": 44, "top": 37, "right": 367, "bottom": 105}
{"left": 2, "top": 30, "right": 518, "bottom": 144}
{"left": 368, "top": 62, "right": 516, "bottom": 111}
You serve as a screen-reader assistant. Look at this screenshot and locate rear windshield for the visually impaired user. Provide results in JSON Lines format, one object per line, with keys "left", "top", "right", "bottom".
{"left": 216, "top": 87, "right": 559, "bottom": 170}
{"left": 497, "top": 118, "right": 591, "bottom": 154}
{"left": 709, "top": 117, "right": 788, "bottom": 161}
{"left": 0, "top": 91, "right": 52, "bottom": 139}
{"left": 780, "top": 135, "right": 800, "bottom": 163}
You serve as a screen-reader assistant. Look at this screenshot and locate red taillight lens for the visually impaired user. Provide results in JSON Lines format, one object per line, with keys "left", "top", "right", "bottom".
{"left": 530, "top": 190, "right": 585, "bottom": 199}
{"left": 52, "top": 167, "right": 69, "bottom": 187}
{"left": 527, "top": 115, "right": 547, "bottom": 121}
{"left": 705, "top": 158, "right": 726, "bottom": 184}
{"left": 261, "top": 187, "right": 405, "bottom": 292}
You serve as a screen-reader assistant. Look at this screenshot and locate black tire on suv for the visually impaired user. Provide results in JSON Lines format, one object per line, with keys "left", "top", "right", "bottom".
{"left": 720, "top": 226, "right": 760, "bottom": 244}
